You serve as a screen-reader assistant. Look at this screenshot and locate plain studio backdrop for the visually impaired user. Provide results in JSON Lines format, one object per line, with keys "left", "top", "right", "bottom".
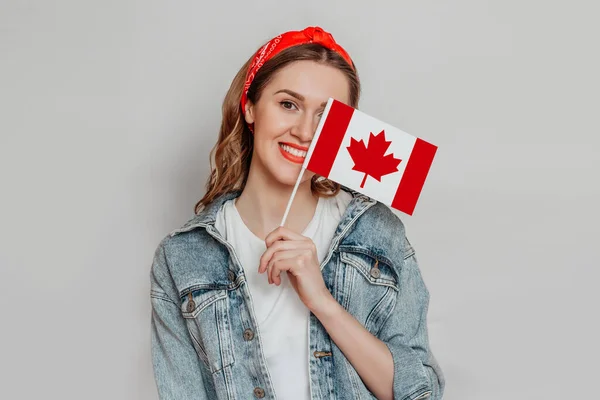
{"left": 1, "top": 1, "right": 598, "bottom": 399}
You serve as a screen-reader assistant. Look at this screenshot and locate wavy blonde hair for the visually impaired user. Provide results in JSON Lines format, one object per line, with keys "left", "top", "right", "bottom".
{"left": 194, "top": 43, "right": 361, "bottom": 214}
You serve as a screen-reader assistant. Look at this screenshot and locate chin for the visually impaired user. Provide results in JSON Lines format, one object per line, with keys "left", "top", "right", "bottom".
{"left": 271, "top": 168, "right": 304, "bottom": 187}
{"left": 269, "top": 162, "right": 313, "bottom": 188}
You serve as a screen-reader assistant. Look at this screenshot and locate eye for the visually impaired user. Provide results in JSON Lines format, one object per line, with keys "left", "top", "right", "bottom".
{"left": 280, "top": 100, "right": 298, "bottom": 111}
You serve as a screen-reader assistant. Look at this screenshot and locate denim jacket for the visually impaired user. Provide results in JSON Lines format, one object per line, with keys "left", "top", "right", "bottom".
{"left": 150, "top": 187, "right": 445, "bottom": 399}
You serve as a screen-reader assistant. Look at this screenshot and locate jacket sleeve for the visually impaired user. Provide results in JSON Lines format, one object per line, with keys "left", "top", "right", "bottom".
{"left": 377, "top": 240, "right": 445, "bottom": 400}
{"left": 150, "top": 241, "right": 210, "bottom": 399}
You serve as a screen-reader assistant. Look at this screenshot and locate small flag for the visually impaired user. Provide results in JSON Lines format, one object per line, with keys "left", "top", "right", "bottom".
{"left": 302, "top": 98, "right": 437, "bottom": 215}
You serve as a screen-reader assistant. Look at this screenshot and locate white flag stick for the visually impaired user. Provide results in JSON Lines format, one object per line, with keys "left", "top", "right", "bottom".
{"left": 280, "top": 167, "right": 306, "bottom": 227}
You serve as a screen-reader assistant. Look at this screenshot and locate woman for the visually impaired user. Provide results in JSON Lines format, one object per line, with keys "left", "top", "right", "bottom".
{"left": 150, "top": 26, "right": 445, "bottom": 400}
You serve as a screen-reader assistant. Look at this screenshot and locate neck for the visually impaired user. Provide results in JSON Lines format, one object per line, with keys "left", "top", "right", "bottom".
{"left": 234, "top": 164, "right": 319, "bottom": 240}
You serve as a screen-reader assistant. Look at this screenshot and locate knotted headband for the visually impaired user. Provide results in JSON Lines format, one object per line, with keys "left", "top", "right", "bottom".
{"left": 240, "top": 26, "right": 354, "bottom": 128}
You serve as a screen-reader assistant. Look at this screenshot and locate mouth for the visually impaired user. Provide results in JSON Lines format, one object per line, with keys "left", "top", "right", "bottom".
{"left": 278, "top": 142, "right": 308, "bottom": 164}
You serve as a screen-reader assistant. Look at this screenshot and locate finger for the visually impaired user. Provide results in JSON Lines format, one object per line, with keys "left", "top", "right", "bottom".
{"left": 266, "top": 251, "right": 293, "bottom": 284}
{"left": 264, "top": 226, "right": 306, "bottom": 248}
{"left": 270, "top": 250, "right": 313, "bottom": 286}
{"left": 267, "top": 250, "right": 306, "bottom": 284}
{"left": 259, "top": 242, "right": 284, "bottom": 274}
{"left": 259, "top": 240, "right": 311, "bottom": 273}
{"left": 269, "top": 258, "right": 297, "bottom": 286}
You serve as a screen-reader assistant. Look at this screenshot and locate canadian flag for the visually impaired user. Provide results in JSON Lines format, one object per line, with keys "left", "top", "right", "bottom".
{"left": 303, "top": 98, "right": 437, "bottom": 215}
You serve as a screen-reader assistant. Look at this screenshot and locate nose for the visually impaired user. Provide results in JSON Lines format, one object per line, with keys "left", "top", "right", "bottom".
{"left": 292, "top": 112, "right": 318, "bottom": 143}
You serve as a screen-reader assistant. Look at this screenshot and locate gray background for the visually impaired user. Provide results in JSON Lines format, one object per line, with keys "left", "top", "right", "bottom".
{"left": 1, "top": 1, "right": 598, "bottom": 399}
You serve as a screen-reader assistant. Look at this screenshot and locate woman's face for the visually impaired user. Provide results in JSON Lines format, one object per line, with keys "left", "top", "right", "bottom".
{"left": 244, "top": 60, "right": 351, "bottom": 188}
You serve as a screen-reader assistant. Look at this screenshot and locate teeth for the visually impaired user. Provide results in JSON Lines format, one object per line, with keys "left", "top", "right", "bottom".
{"left": 280, "top": 143, "right": 307, "bottom": 158}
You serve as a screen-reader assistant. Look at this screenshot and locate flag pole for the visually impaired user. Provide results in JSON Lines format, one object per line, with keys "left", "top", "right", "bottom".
{"left": 280, "top": 166, "right": 306, "bottom": 227}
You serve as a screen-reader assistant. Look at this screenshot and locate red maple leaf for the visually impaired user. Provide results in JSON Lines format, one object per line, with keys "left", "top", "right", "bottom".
{"left": 346, "top": 130, "right": 402, "bottom": 188}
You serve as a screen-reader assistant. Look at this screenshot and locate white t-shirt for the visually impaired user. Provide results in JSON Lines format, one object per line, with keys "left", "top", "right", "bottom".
{"left": 214, "top": 190, "right": 352, "bottom": 400}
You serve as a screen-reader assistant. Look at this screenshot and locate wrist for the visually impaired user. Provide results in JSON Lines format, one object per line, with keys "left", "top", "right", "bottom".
{"left": 309, "top": 289, "right": 341, "bottom": 319}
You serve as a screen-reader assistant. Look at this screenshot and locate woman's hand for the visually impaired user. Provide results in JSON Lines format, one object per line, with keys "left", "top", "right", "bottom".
{"left": 258, "top": 226, "right": 334, "bottom": 313}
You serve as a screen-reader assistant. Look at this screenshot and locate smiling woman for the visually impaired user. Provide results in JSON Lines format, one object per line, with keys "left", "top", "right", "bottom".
{"left": 195, "top": 33, "right": 360, "bottom": 212}
{"left": 150, "top": 26, "right": 445, "bottom": 400}
{"left": 243, "top": 60, "right": 350, "bottom": 186}
{"left": 260, "top": 88, "right": 324, "bottom": 164}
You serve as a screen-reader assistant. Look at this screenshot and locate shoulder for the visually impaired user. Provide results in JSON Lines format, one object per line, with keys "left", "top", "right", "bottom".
{"left": 356, "top": 201, "right": 408, "bottom": 237}
{"left": 151, "top": 213, "right": 228, "bottom": 279}
{"left": 150, "top": 192, "right": 241, "bottom": 297}
{"left": 342, "top": 201, "right": 414, "bottom": 267}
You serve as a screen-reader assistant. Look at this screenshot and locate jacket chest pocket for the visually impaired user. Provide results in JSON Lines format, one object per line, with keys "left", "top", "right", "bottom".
{"left": 181, "top": 288, "right": 235, "bottom": 373}
{"left": 338, "top": 250, "right": 399, "bottom": 335}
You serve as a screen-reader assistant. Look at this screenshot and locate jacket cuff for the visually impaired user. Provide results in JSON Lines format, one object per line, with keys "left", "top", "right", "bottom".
{"left": 385, "top": 341, "right": 432, "bottom": 400}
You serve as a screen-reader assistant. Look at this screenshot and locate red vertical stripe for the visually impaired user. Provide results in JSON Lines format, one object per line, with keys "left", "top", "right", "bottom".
{"left": 306, "top": 100, "right": 354, "bottom": 177}
{"left": 392, "top": 138, "right": 437, "bottom": 215}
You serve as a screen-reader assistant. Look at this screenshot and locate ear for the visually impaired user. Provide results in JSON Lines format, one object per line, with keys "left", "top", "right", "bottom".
{"left": 244, "top": 101, "right": 255, "bottom": 125}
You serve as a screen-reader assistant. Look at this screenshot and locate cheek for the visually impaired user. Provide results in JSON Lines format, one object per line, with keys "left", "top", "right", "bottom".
{"left": 257, "top": 107, "right": 294, "bottom": 133}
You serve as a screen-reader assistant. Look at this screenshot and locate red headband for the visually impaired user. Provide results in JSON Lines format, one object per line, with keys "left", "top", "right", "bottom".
{"left": 240, "top": 26, "right": 354, "bottom": 128}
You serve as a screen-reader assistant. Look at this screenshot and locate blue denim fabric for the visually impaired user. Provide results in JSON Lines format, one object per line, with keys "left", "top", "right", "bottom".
{"left": 150, "top": 187, "right": 445, "bottom": 399}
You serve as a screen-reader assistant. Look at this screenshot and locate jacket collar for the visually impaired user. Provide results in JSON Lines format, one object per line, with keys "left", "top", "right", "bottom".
{"left": 169, "top": 186, "right": 375, "bottom": 237}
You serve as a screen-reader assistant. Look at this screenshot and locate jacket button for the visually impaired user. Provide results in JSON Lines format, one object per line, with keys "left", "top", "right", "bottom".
{"left": 253, "top": 387, "right": 265, "bottom": 398}
{"left": 370, "top": 268, "right": 381, "bottom": 279}
{"left": 186, "top": 300, "right": 195, "bottom": 312}
{"left": 228, "top": 270, "right": 236, "bottom": 282}
{"left": 243, "top": 328, "right": 254, "bottom": 341}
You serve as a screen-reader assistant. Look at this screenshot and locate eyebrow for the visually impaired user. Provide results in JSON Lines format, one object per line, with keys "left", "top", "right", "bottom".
{"left": 273, "top": 89, "right": 328, "bottom": 107}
